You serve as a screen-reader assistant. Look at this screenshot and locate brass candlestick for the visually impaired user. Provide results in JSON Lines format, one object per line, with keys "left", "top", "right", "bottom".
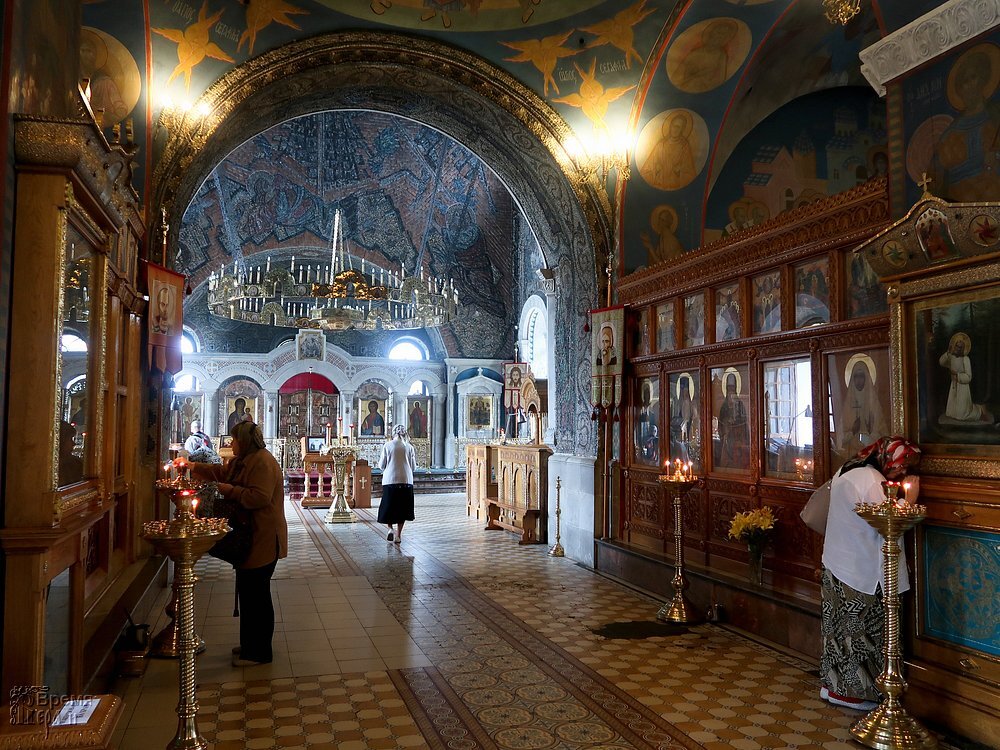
{"left": 655, "top": 473, "right": 699, "bottom": 624}
{"left": 144, "top": 478, "right": 228, "bottom": 750}
{"left": 548, "top": 476, "right": 564, "bottom": 557}
{"left": 850, "top": 482, "right": 938, "bottom": 750}
{"left": 150, "top": 475, "right": 207, "bottom": 658}
{"left": 324, "top": 446, "right": 357, "bottom": 523}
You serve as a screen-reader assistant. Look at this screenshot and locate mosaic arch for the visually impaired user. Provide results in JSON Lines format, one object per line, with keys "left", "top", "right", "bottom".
{"left": 155, "top": 31, "right": 604, "bottom": 456}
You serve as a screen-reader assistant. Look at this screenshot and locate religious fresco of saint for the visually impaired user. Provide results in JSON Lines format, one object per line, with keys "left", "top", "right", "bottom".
{"left": 912, "top": 289, "right": 1000, "bottom": 451}
{"left": 845, "top": 251, "right": 887, "bottom": 319}
{"left": 827, "top": 349, "right": 890, "bottom": 469}
{"left": 752, "top": 270, "right": 781, "bottom": 335}
{"left": 665, "top": 17, "right": 751, "bottom": 95}
{"left": 655, "top": 301, "right": 675, "bottom": 353}
{"left": 711, "top": 365, "right": 750, "bottom": 473}
{"left": 636, "top": 108, "right": 710, "bottom": 192}
{"left": 793, "top": 257, "right": 830, "bottom": 328}
{"left": 641, "top": 204, "right": 685, "bottom": 266}
{"left": 634, "top": 376, "right": 660, "bottom": 466}
{"left": 904, "top": 39, "right": 1000, "bottom": 204}
{"left": 80, "top": 27, "right": 141, "bottom": 127}
{"left": 668, "top": 371, "right": 701, "bottom": 474}
{"left": 715, "top": 282, "right": 741, "bottom": 342}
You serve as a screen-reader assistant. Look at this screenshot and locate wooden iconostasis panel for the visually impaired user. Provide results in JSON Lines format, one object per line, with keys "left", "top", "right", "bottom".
{"left": 278, "top": 391, "right": 339, "bottom": 439}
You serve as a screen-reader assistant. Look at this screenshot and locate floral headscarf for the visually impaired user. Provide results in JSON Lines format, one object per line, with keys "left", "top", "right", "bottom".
{"left": 846, "top": 436, "right": 921, "bottom": 476}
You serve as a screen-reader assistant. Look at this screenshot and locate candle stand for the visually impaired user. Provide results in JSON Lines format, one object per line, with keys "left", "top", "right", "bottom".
{"left": 143, "top": 477, "right": 228, "bottom": 750}
{"left": 150, "top": 476, "right": 208, "bottom": 658}
{"left": 655, "top": 473, "right": 699, "bottom": 624}
{"left": 324, "top": 446, "right": 357, "bottom": 523}
{"left": 548, "top": 477, "right": 564, "bottom": 557}
{"left": 850, "top": 483, "right": 938, "bottom": 750}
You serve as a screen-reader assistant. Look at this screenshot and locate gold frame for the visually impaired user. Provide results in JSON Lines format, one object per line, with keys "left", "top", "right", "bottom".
{"left": 406, "top": 396, "right": 431, "bottom": 440}
{"left": 467, "top": 394, "right": 494, "bottom": 430}
{"left": 891, "top": 261, "right": 1000, "bottom": 479}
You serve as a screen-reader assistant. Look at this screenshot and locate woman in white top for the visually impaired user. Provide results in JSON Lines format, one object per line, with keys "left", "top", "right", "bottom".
{"left": 820, "top": 436, "right": 921, "bottom": 711}
{"left": 377, "top": 424, "right": 417, "bottom": 543}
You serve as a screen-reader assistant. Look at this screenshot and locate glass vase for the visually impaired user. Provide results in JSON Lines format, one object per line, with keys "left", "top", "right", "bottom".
{"left": 747, "top": 542, "right": 764, "bottom": 586}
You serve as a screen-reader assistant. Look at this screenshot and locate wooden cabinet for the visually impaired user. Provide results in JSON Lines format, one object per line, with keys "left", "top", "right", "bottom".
{"left": 0, "top": 108, "right": 146, "bottom": 696}
{"left": 486, "top": 444, "right": 552, "bottom": 544}
{"left": 465, "top": 443, "right": 497, "bottom": 519}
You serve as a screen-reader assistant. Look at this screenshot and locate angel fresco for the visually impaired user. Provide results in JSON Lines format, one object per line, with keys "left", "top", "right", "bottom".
{"left": 239, "top": 0, "right": 307, "bottom": 55}
{"left": 579, "top": 0, "right": 656, "bottom": 70}
{"left": 553, "top": 58, "right": 635, "bottom": 132}
{"left": 500, "top": 30, "right": 580, "bottom": 96}
{"left": 153, "top": 0, "right": 234, "bottom": 90}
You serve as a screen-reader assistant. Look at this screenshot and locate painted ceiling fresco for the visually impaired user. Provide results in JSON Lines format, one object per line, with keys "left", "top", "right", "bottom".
{"left": 82, "top": 0, "right": 972, "bottom": 277}
{"left": 177, "top": 110, "right": 516, "bottom": 359}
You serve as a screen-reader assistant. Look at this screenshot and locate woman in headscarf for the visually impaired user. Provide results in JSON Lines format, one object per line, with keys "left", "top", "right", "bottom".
{"left": 192, "top": 420, "right": 287, "bottom": 666}
{"left": 378, "top": 424, "right": 416, "bottom": 544}
{"left": 820, "top": 436, "right": 921, "bottom": 710}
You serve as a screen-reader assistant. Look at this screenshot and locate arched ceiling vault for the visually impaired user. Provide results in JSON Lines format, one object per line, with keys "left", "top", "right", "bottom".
{"left": 155, "top": 30, "right": 605, "bottom": 453}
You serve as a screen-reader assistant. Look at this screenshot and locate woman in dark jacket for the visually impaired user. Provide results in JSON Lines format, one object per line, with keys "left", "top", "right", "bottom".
{"left": 193, "top": 420, "right": 287, "bottom": 666}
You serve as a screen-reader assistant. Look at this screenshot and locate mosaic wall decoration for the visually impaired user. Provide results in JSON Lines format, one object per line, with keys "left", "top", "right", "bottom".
{"left": 923, "top": 524, "right": 1000, "bottom": 657}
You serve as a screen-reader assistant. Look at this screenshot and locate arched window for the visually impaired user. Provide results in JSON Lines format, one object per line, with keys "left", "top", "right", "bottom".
{"left": 174, "top": 373, "right": 199, "bottom": 391}
{"left": 181, "top": 328, "right": 199, "bottom": 354}
{"left": 408, "top": 380, "right": 429, "bottom": 395}
{"left": 61, "top": 334, "right": 88, "bottom": 352}
{"left": 388, "top": 339, "right": 428, "bottom": 361}
{"left": 519, "top": 296, "right": 548, "bottom": 379}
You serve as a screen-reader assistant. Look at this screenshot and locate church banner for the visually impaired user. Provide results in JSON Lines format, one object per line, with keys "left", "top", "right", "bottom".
{"left": 144, "top": 261, "right": 185, "bottom": 374}
{"left": 590, "top": 306, "right": 624, "bottom": 411}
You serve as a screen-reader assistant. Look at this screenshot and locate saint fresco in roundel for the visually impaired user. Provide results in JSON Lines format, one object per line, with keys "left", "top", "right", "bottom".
{"left": 637, "top": 109, "right": 709, "bottom": 191}
{"left": 666, "top": 17, "right": 752, "bottom": 94}
{"left": 79, "top": 27, "right": 141, "bottom": 126}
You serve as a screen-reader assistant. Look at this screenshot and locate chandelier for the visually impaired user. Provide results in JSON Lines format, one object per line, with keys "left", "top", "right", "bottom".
{"left": 823, "top": 0, "right": 862, "bottom": 25}
{"left": 206, "top": 210, "right": 458, "bottom": 331}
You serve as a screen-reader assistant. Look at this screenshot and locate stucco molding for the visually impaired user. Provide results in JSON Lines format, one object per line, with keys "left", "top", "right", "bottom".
{"left": 859, "top": 0, "right": 1000, "bottom": 96}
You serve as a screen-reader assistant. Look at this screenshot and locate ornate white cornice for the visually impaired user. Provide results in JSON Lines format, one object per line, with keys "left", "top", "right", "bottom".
{"left": 859, "top": 0, "right": 1000, "bottom": 96}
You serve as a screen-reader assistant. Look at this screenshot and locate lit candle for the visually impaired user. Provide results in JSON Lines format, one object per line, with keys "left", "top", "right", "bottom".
{"left": 192, "top": 498, "right": 199, "bottom": 518}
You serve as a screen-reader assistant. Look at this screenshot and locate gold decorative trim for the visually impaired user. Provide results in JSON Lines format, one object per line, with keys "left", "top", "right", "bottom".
{"left": 51, "top": 203, "right": 69, "bottom": 513}
{"left": 620, "top": 178, "right": 889, "bottom": 306}
{"left": 889, "top": 291, "right": 904, "bottom": 437}
{"left": 921, "top": 457, "right": 1000, "bottom": 480}
{"left": 152, "top": 30, "right": 609, "bottom": 265}
{"left": 13, "top": 116, "right": 139, "bottom": 228}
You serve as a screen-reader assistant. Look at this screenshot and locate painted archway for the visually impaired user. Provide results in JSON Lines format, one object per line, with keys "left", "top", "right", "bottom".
{"left": 153, "top": 31, "right": 605, "bottom": 455}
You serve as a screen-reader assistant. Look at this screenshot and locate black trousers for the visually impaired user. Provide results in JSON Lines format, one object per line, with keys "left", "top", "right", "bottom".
{"left": 235, "top": 559, "right": 277, "bottom": 662}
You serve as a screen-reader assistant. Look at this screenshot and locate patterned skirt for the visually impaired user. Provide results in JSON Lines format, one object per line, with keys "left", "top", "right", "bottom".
{"left": 820, "top": 568, "right": 884, "bottom": 702}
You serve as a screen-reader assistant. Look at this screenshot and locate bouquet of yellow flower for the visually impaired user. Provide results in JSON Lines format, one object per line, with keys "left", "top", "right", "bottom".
{"left": 728, "top": 506, "right": 777, "bottom": 548}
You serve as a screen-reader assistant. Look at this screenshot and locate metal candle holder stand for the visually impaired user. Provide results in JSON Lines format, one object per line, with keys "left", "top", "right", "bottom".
{"left": 324, "top": 447, "right": 357, "bottom": 523}
{"left": 150, "top": 478, "right": 207, "bottom": 659}
{"left": 143, "top": 478, "right": 228, "bottom": 750}
{"left": 548, "top": 476, "right": 565, "bottom": 557}
{"left": 850, "top": 482, "right": 938, "bottom": 750}
{"left": 655, "top": 475, "right": 700, "bottom": 624}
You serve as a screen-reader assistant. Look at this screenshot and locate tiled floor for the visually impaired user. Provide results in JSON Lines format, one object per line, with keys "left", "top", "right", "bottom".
{"left": 110, "top": 493, "right": 970, "bottom": 750}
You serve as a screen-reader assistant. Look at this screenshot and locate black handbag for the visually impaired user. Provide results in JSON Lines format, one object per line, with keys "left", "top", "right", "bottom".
{"left": 208, "top": 515, "right": 252, "bottom": 567}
